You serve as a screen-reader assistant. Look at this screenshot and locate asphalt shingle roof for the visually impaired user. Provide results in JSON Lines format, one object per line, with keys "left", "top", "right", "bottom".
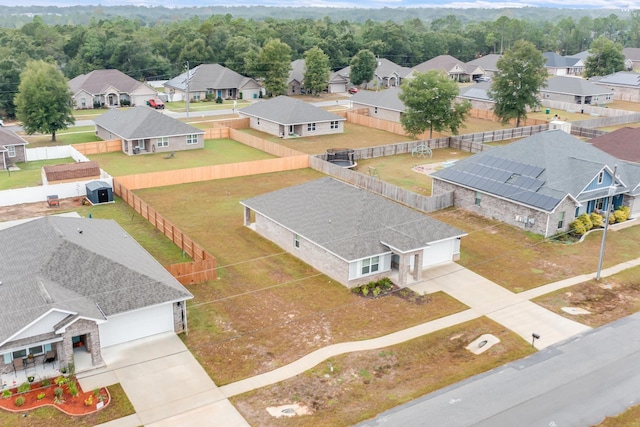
{"left": 465, "top": 54, "right": 501, "bottom": 72}
{"left": 595, "top": 71, "right": 640, "bottom": 87}
{"left": 589, "top": 127, "right": 640, "bottom": 163}
{"left": 0, "top": 127, "right": 28, "bottom": 148}
{"left": 241, "top": 177, "right": 465, "bottom": 261}
{"left": 69, "top": 69, "right": 147, "bottom": 95}
{"left": 0, "top": 217, "right": 192, "bottom": 346}
{"left": 239, "top": 96, "right": 345, "bottom": 125}
{"left": 541, "top": 76, "right": 611, "bottom": 96}
{"left": 412, "top": 55, "right": 467, "bottom": 74}
{"left": 164, "top": 63, "right": 256, "bottom": 92}
{"left": 458, "top": 82, "right": 493, "bottom": 101}
{"left": 349, "top": 87, "right": 405, "bottom": 112}
{"left": 432, "top": 130, "right": 635, "bottom": 212}
{"left": 93, "top": 106, "right": 203, "bottom": 139}
{"left": 335, "top": 58, "right": 411, "bottom": 82}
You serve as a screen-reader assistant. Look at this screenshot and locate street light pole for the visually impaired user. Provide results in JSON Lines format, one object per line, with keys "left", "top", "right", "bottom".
{"left": 596, "top": 165, "right": 617, "bottom": 281}
{"left": 185, "top": 61, "right": 190, "bottom": 123}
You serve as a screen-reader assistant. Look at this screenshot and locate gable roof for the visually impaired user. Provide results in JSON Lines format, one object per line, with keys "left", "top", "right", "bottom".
{"left": 543, "top": 52, "right": 575, "bottom": 68}
{"left": 349, "top": 87, "right": 405, "bottom": 112}
{"left": 288, "top": 59, "right": 305, "bottom": 84}
{"left": 623, "top": 47, "right": 640, "bottom": 61}
{"left": 412, "top": 55, "right": 467, "bottom": 74}
{"left": 94, "top": 106, "right": 203, "bottom": 139}
{"left": 589, "top": 127, "right": 640, "bottom": 163}
{"left": 541, "top": 76, "right": 611, "bottom": 96}
{"left": 239, "top": 96, "right": 344, "bottom": 125}
{"left": 241, "top": 177, "right": 465, "bottom": 261}
{"left": 432, "top": 130, "right": 634, "bottom": 212}
{"left": 69, "top": 69, "right": 148, "bottom": 95}
{"left": 335, "top": 58, "right": 411, "bottom": 82}
{"left": 465, "top": 54, "right": 501, "bottom": 72}
{"left": 0, "top": 216, "right": 192, "bottom": 347}
{"left": 458, "top": 81, "right": 493, "bottom": 102}
{"left": 164, "top": 63, "right": 257, "bottom": 92}
{"left": 0, "top": 127, "right": 28, "bottom": 149}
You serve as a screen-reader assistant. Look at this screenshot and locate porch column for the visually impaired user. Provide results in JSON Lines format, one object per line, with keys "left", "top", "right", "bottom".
{"left": 244, "top": 206, "right": 251, "bottom": 226}
{"left": 413, "top": 251, "right": 423, "bottom": 282}
{"left": 88, "top": 332, "right": 104, "bottom": 367}
{"left": 397, "top": 254, "right": 410, "bottom": 288}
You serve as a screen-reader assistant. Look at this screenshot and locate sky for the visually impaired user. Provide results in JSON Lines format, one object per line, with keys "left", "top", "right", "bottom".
{"left": 2, "top": 0, "right": 640, "bottom": 9}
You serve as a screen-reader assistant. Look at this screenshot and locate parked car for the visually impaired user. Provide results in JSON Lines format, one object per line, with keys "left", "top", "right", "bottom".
{"left": 474, "top": 77, "right": 491, "bottom": 83}
{"left": 147, "top": 98, "right": 165, "bottom": 109}
{"left": 348, "top": 87, "right": 359, "bottom": 94}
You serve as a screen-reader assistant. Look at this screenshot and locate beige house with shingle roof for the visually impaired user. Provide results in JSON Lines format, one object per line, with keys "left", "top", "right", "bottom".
{"left": 68, "top": 69, "right": 157, "bottom": 109}
{"left": 410, "top": 55, "right": 474, "bottom": 82}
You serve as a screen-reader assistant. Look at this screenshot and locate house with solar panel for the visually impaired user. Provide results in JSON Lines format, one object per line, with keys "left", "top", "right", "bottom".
{"left": 431, "top": 130, "right": 640, "bottom": 237}
{"left": 241, "top": 178, "right": 466, "bottom": 288}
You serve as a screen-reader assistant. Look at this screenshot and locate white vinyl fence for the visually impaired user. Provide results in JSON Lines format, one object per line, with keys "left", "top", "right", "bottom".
{"left": 0, "top": 145, "right": 111, "bottom": 207}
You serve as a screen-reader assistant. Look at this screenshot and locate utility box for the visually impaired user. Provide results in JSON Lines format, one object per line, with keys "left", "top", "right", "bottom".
{"left": 85, "top": 181, "right": 113, "bottom": 205}
{"left": 549, "top": 120, "right": 572, "bottom": 134}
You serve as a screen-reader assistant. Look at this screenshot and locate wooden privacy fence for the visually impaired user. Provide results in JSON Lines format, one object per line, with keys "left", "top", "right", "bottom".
{"left": 344, "top": 111, "right": 434, "bottom": 139}
{"left": 572, "top": 112, "right": 640, "bottom": 129}
{"left": 115, "top": 156, "right": 309, "bottom": 190}
{"left": 229, "top": 128, "right": 307, "bottom": 157}
{"left": 73, "top": 139, "right": 121, "bottom": 155}
{"left": 211, "top": 117, "right": 250, "bottom": 129}
{"left": 114, "top": 180, "right": 217, "bottom": 285}
{"left": 309, "top": 156, "right": 453, "bottom": 213}
{"left": 204, "top": 128, "right": 230, "bottom": 139}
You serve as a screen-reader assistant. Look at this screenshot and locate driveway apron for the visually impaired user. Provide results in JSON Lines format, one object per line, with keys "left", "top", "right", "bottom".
{"left": 77, "top": 332, "right": 248, "bottom": 427}
{"left": 411, "top": 263, "right": 591, "bottom": 349}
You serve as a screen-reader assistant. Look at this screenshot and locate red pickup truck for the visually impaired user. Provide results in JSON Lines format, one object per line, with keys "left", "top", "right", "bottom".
{"left": 147, "top": 98, "right": 165, "bottom": 109}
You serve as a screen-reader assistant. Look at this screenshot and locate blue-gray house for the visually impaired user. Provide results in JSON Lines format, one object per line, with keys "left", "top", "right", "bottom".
{"left": 431, "top": 130, "right": 640, "bottom": 237}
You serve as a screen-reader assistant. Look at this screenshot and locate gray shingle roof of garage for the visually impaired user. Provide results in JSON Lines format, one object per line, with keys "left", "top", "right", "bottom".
{"left": 542, "top": 76, "right": 611, "bottom": 96}
{"left": 350, "top": 87, "right": 405, "bottom": 112}
{"left": 239, "top": 96, "right": 345, "bottom": 125}
{"left": 0, "top": 216, "right": 192, "bottom": 346}
{"left": 241, "top": 177, "right": 465, "bottom": 261}
{"left": 432, "top": 130, "right": 633, "bottom": 212}
{"left": 94, "top": 106, "right": 203, "bottom": 139}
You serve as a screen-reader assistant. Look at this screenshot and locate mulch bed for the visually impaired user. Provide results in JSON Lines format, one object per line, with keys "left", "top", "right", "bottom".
{"left": 0, "top": 377, "right": 110, "bottom": 416}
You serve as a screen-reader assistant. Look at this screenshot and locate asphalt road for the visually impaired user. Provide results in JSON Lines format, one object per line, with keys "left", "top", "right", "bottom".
{"left": 358, "top": 312, "right": 640, "bottom": 427}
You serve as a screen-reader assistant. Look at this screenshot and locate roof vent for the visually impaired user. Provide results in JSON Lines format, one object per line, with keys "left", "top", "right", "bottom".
{"left": 77, "top": 228, "right": 83, "bottom": 234}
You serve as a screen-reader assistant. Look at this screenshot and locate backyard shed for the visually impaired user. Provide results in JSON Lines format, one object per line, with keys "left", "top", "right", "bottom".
{"left": 85, "top": 181, "right": 113, "bottom": 204}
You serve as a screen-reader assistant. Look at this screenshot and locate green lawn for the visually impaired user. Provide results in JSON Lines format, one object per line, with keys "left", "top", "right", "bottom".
{"left": 88, "top": 138, "right": 275, "bottom": 176}
{"left": 21, "top": 128, "right": 101, "bottom": 148}
{"left": 166, "top": 99, "right": 250, "bottom": 112}
{"left": 0, "top": 158, "right": 75, "bottom": 190}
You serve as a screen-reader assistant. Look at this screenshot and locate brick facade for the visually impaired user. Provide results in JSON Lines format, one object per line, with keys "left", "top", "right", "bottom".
{"left": 59, "top": 319, "right": 104, "bottom": 370}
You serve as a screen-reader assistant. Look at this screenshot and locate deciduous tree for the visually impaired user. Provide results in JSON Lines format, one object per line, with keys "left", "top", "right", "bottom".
{"left": 399, "top": 70, "right": 471, "bottom": 139}
{"left": 14, "top": 60, "right": 74, "bottom": 142}
{"left": 303, "top": 46, "right": 330, "bottom": 96}
{"left": 489, "top": 40, "right": 547, "bottom": 127}
{"left": 584, "top": 36, "right": 625, "bottom": 78}
{"left": 349, "top": 49, "right": 377, "bottom": 87}
{"left": 255, "top": 39, "right": 291, "bottom": 97}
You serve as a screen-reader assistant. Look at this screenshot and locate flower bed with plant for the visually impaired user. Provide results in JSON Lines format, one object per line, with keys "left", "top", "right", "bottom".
{"left": 570, "top": 206, "right": 631, "bottom": 237}
{"left": 0, "top": 374, "right": 110, "bottom": 416}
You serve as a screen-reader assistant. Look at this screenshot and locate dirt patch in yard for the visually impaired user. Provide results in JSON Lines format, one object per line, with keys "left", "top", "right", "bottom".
{"left": 534, "top": 266, "right": 640, "bottom": 328}
{"left": 0, "top": 198, "right": 85, "bottom": 222}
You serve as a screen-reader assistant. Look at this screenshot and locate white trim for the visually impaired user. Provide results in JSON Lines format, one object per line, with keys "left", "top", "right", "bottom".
{"left": 0, "top": 308, "right": 76, "bottom": 347}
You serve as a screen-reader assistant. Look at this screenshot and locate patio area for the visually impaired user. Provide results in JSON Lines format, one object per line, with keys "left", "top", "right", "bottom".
{"left": 1, "top": 355, "right": 62, "bottom": 389}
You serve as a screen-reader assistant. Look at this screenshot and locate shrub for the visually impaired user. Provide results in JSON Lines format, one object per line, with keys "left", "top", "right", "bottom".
{"left": 590, "top": 213, "right": 604, "bottom": 228}
{"left": 54, "top": 376, "right": 66, "bottom": 386}
{"left": 215, "top": 96, "right": 223, "bottom": 104}
{"left": 84, "top": 395, "right": 93, "bottom": 406}
{"left": 614, "top": 206, "right": 630, "bottom": 223}
{"left": 608, "top": 214, "right": 616, "bottom": 225}
{"left": 14, "top": 396, "right": 25, "bottom": 407}
{"left": 68, "top": 381, "right": 79, "bottom": 397}
{"left": 119, "top": 99, "right": 131, "bottom": 107}
{"left": 18, "top": 382, "right": 31, "bottom": 393}
{"left": 53, "top": 387, "right": 64, "bottom": 398}
{"left": 570, "top": 219, "right": 587, "bottom": 236}
{"left": 37, "top": 392, "right": 46, "bottom": 400}
{"left": 41, "top": 378, "right": 51, "bottom": 387}
{"left": 578, "top": 213, "right": 593, "bottom": 231}
{"left": 2, "top": 389, "right": 11, "bottom": 399}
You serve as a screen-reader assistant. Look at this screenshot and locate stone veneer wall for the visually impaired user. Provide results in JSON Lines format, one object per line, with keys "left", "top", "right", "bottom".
{"left": 60, "top": 319, "right": 104, "bottom": 370}
{"left": 173, "top": 302, "right": 186, "bottom": 333}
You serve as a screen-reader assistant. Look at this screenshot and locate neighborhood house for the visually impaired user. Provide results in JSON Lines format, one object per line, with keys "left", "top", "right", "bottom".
{"left": 0, "top": 127, "right": 28, "bottom": 170}
{"left": 0, "top": 216, "right": 193, "bottom": 376}
{"left": 68, "top": 69, "right": 157, "bottom": 109}
{"left": 241, "top": 178, "right": 466, "bottom": 288}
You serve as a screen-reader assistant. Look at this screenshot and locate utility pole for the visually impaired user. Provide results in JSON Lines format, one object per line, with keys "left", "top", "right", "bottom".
{"left": 185, "top": 61, "right": 190, "bottom": 123}
{"left": 596, "top": 165, "right": 617, "bottom": 281}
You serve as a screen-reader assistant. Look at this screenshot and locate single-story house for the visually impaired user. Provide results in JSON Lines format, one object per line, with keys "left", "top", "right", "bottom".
{"left": 164, "top": 63, "right": 262, "bottom": 102}
{"left": 431, "top": 130, "right": 640, "bottom": 237}
{"left": 457, "top": 81, "right": 494, "bottom": 110}
{"left": 622, "top": 47, "right": 640, "bottom": 70}
{"left": 465, "top": 54, "right": 501, "bottom": 78}
{"left": 328, "top": 71, "right": 349, "bottom": 93}
{"left": 540, "top": 76, "right": 613, "bottom": 106}
{"left": 349, "top": 87, "right": 405, "bottom": 122}
{"left": 591, "top": 71, "right": 640, "bottom": 102}
{"left": 241, "top": 177, "right": 466, "bottom": 288}
{"left": 0, "top": 127, "right": 28, "bottom": 170}
{"left": 287, "top": 59, "right": 305, "bottom": 95}
{"left": 336, "top": 58, "right": 411, "bottom": 89}
{"left": 0, "top": 216, "right": 193, "bottom": 375}
{"left": 410, "top": 55, "right": 474, "bottom": 82}
{"left": 94, "top": 106, "right": 205, "bottom": 155}
{"left": 68, "top": 69, "right": 157, "bottom": 109}
{"left": 543, "top": 52, "right": 584, "bottom": 76}
{"left": 42, "top": 161, "right": 101, "bottom": 185}
{"left": 238, "top": 96, "right": 345, "bottom": 139}
{"left": 589, "top": 127, "right": 640, "bottom": 164}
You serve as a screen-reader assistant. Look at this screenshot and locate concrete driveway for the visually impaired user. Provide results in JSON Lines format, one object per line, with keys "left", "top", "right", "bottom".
{"left": 411, "top": 263, "right": 591, "bottom": 349}
{"left": 77, "top": 332, "right": 248, "bottom": 427}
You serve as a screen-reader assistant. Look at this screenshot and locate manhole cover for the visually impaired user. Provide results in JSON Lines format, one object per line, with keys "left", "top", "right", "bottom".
{"left": 281, "top": 408, "right": 295, "bottom": 414}
{"left": 478, "top": 340, "right": 488, "bottom": 348}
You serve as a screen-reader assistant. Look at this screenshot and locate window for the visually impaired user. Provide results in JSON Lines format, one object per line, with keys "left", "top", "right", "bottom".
{"left": 257, "top": 118, "right": 260, "bottom": 125}
{"left": 474, "top": 192, "right": 482, "bottom": 206}
{"left": 294, "top": 234, "right": 300, "bottom": 249}
{"left": 193, "top": 93, "right": 201, "bottom": 101}
{"left": 557, "top": 212, "right": 565, "bottom": 229}
{"left": 307, "top": 123, "right": 316, "bottom": 132}
{"left": 330, "top": 121, "right": 339, "bottom": 129}
{"left": 157, "top": 137, "right": 169, "bottom": 148}
{"left": 186, "top": 134, "right": 198, "bottom": 145}
{"left": 597, "top": 171, "right": 604, "bottom": 184}
{"left": 595, "top": 198, "right": 605, "bottom": 211}
{"left": 361, "top": 256, "right": 380, "bottom": 275}
{"left": 374, "top": 107, "right": 378, "bottom": 114}
{"left": 206, "top": 88, "right": 213, "bottom": 95}
{"left": 28, "top": 345, "right": 43, "bottom": 356}
{"left": 81, "top": 97, "right": 86, "bottom": 108}
{"left": 7, "top": 145, "right": 16, "bottom": 158}
{"left": 12, "top": 349, "right": 26, "bottom": 360}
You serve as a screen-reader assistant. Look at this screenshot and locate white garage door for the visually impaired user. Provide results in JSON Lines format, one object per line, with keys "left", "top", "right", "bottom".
{"left": 99, "top": 304, "right": 174, "bottom": 348}
{"left": 422, "top": 240, "right": 454, "bottom": 267}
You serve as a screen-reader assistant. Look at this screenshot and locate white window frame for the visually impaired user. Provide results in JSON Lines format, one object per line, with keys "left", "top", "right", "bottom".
{"left": 557, "top": 212, "right": 565, "bottom": 229}
{"left": 330, "top": 121, "right": 339, "bottom": 129}
{"left": 186, "top": 134, "right": 198, "bottom": 145}
{"left": 475, "top": 192, "right": 482, "bottom": 206}
{"left": 157, "top": 136, "right": 169, "bottom": 148}
{"left": 597, "top": 171, "right": 604, "bottom": 184}
{"left": 361, "top": 256, "right": 380, "bottom": 275}
{"left": 7, "top": 145, "right": 16, "bottom": 158}
{"left": 307, "top": 122, "right": 316, "bottom": 132}
{"left": 294, "top": 234, "right": 300, "bottom": 249}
